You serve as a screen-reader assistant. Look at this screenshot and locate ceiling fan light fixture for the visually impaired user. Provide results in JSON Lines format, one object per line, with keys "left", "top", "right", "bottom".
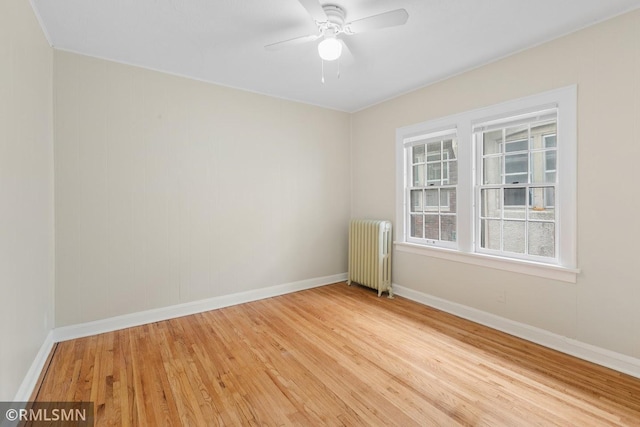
{"left": 318, "top": 36, "right": 342, "bottom": 61}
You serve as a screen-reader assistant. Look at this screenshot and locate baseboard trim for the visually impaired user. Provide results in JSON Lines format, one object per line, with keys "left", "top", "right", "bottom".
{"left": 13, "top": 331, "right": 55, "bottom": 402}
{"left": 393, "top": 283, "right": 640, "bottom": 379}
{"left": 53, "top": 273, "right": 347, "bottom": 343}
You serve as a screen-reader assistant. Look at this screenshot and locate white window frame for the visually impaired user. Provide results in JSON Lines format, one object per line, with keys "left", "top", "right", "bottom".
{"left": 395, "top": 86, "right": 578, "bottom": 283}
{"left": 475, "top": 114, "right": 559, "bottom": 263}
{"left": 404, "top": 130, "right": 459, "bottom": 249}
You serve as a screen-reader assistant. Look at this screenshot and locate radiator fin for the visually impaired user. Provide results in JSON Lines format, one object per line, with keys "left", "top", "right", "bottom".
{"left": 348, "top": 219, "right": 393, "bottom": 298}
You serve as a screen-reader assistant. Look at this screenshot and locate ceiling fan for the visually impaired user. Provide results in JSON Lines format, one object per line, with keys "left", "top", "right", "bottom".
{"left": 265, "top": 0, "right": 409, "bottom": 63}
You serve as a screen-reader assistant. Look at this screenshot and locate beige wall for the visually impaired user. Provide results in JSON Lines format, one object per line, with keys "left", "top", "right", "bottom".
{"left": 351, "top": 10, "right": 640, "bottom": 359}
{"left": 0, "top": 0, "right": 54, "bottom": 400}
{"left": 53, "top": 51, "right": 351, "bottom": 326}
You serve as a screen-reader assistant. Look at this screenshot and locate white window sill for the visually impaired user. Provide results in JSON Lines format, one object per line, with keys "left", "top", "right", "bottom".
{"left": 394, "top": 242, "right": 579, "bottom": 283}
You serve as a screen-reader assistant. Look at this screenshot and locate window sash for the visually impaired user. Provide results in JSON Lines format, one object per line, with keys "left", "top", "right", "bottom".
{"left": 475, "top": 115, "right": 558, "bottom": 261}
{"left": 406, "top": 135, "right": 458, "bottom": 248}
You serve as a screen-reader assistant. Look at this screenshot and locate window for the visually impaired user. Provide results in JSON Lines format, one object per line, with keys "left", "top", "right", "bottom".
{"left": 396, "top": 86, "right": 578, "bottom": 282}
{"left": 407, "top": 133, "right": 458, "bottom": 247}
{"left": 475, "top": 112, "right": 558, "bottom": 261}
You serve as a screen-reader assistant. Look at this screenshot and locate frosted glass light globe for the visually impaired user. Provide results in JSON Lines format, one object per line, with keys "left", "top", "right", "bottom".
{"left": 318, "top": 37, "right": 342, "bottom": 61}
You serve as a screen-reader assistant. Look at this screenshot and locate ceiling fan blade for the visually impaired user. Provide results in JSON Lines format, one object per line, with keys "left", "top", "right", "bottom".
{"left": 339, "top": 39, "right": 355, "bottom": 66}
{"left": 346, "top": 9, "right": 409, "bottom": 34}
{"left": 297, "top": 0, "right": 327, "bottom": 22}
{"left": 265, "top": 34, "right": 320, "bottom": 51}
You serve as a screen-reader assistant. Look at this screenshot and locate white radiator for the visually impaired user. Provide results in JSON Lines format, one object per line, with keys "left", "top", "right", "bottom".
{"left": 348, "top": 219, "right": 393, "bottom": 298}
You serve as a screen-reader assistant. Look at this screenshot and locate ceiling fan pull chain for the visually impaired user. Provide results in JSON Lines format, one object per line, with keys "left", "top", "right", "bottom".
{"left": 321, "top": 59, "right": 325, "bottom": 84}
{"left": 337, "top": 60, "right": 340, "bottom": 79}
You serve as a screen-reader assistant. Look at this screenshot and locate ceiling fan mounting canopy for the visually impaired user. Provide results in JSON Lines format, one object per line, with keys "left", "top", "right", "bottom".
{"left": 322, "top": 5, "right": 345, "bottom": 27}
{"left": 316, "top": 4, "right": 346, "bottom": 33}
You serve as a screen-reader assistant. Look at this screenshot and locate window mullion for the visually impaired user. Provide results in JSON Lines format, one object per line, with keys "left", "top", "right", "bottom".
{"left": 524, "top": 184, "right": 530, "bottom": 255}
{"left": 500, "top": 188, "right": 504, "bottom": 253}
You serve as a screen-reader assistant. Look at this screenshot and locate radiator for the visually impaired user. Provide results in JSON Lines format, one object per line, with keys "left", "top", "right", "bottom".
{"left": 348, "top": 219, "right": 393, "bottom": 298}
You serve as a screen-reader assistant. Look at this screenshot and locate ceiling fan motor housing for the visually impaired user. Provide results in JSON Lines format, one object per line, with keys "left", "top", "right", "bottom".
{"left": 322, "top": 4, "right": 345, "bottom": 30}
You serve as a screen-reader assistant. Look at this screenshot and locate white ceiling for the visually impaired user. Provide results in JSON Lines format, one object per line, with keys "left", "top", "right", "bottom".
{"left": 32, "top": 0, "right": 640, "bottom": 112}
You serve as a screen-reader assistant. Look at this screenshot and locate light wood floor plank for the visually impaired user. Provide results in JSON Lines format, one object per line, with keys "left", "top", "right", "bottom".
{"left": 35, "top": 282, "right": 640, "bottom": 426}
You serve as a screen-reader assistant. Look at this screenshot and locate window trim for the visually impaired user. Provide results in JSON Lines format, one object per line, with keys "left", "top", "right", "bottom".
{"left": 394, "top": 241, "right": 580, "bottom": 283}
{"left": 395, "top": 86, "right": 578, "bottom": 283}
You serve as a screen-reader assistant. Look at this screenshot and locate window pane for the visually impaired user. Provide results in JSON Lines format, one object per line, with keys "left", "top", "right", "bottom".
{"left": 413, "top": 145, "right": 425, "bottom": 163}
{"left": 447, "top": 161, "right": 458, "bottom": 185}
{"left": 410, "top": 190, "right": 423, "bottom": 212}
{"left": 427, "top": 163, "right": 441, "bottom": 183}
{"left": 530, "top": 151, "right": 555, "bottom": 184}
{"left": 427, "top": 141, "right": 441, "bottom": 162}
{"left": 531, "top": 122, "right": 556, "bottom": 150}
{"left": 481, "top": 189, "right": 501, "bottom": 218}
{"left": 424, "top": 215, "right": 439, "bottom": 240}
{"left": 505, "top": 153, "right": 528, "bottom": 184}
{"left": 443, "top": 139, "right": 457, "bottom": 160}
{"left": 545, "top": 171, "right": 556, "bottom": 184}
{"left": 410, "top": 214, "right": 423, "bottom": 238}
{"left": 503, "top": 221, "right": 526, "bottom": 254}
{"left": 535, "top": 120, "right": 557, "bottom": 147}
{"left": 529, "top": 188, "right": 555, "bottom": 220}
{"left": 545, "top": 187, "right": 555, "bottom": 209}
{"left": 505, "top": 153, "right": 528, "bottom": 174}
{"left": 504, "top": 208, "right": 525, "bottom": 221}
{"left": 545, "top": 150, "right": 556, "bottom": 171}
{"left": 528, "top": 222, "right": 555, "bottom": 257}
{"left": 440, "top": 189, "right": 456, "bottom": 213}
{"left": 544, "top": 134, "right": 557, "bottom": 148}
{"left": 480, "top": 219, "right": 501, "bottom": 250}
{"left": 529, "top": 187, "right": 546, "bottom": 210}
{"left": 425, "top": 189, "right": 438, "bottom": 212}
{"left": 505, "top": 139, "right": 528, "bottom": 153}
{"left": 504, "top": 187, "right": 526, "bottom": 208}
{"left": 441, "top": 215, "right": 456, "bottom": 242}
{"left": 413, "top": 164, "right": 424, "bottom": 186}
{"left": 483, "top": 130, "right": 502, "bottom": 155}
{"left": 533, "top": 120, "right": 556, "bottom": 133}
{"left": 505, "top": 125, "right": 528, "bottom": 147}
{"left": 483, "top": 156, "right": 502, "bottom": 184}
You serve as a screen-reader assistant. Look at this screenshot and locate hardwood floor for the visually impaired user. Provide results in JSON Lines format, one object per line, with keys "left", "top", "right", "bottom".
{"left": 35, "top": 283, "right": 640, "bottom": 426}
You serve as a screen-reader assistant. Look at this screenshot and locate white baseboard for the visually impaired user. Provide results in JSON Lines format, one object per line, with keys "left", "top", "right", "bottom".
{"left": 393, "top": 283, "right": 640, "bottom": 379}
{"left": 13, "top": 331, "right": 55, "bottom": 402}
{"left": 53, "top": 273, "right": 347, "bottom": 343}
